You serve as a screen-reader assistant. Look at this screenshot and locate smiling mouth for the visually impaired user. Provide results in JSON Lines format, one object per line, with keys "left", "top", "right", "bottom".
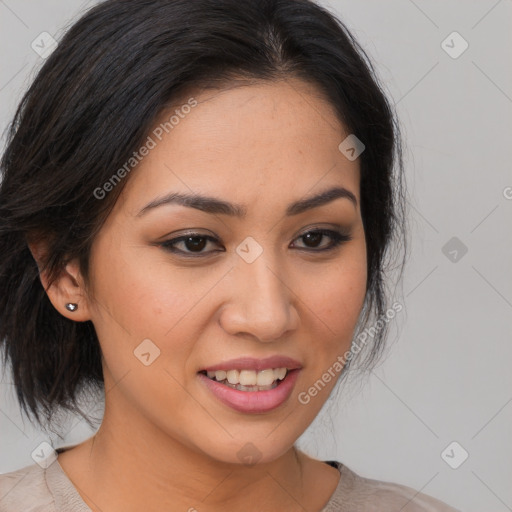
{"left": 198, "top": 368, "right": 289, "bottom": 392}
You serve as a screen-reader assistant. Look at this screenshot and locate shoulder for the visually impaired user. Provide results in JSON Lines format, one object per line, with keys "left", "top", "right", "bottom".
{"left": 0, "top": 462, "right": 55, "bottom": 512}
{"left": 323, "top": 461, "right": 461, "bottom": 512}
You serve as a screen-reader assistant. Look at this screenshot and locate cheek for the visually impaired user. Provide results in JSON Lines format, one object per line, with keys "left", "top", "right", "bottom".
{"left": 88, "top": 249, "right": 207, "bottom": 409}
{"left": 291, "top": 257, "right": 366, "bottom": 411}
{"left": 302, "top": 254, "right": 367, "bottom": 337}
{"left": 91, "top": 243, "right": 194, "bottom": 332}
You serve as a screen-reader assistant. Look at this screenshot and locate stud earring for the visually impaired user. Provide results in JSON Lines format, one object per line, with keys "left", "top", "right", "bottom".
{"left": 65, "top": 303, "right": 78, "bottom": 312}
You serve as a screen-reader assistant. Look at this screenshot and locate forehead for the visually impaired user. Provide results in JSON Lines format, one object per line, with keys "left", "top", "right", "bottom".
{"left": 118, "top": 78, "right": 360, "bottom": 216}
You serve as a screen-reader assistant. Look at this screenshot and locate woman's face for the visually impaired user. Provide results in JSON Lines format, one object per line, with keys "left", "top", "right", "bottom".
{"left": 84, "top": 78, "right": 367, "bottom": 465}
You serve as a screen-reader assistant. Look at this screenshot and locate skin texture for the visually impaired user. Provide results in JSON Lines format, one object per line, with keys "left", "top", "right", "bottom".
{"left": 31, "top": 78, "right": 367, "bottom": 511}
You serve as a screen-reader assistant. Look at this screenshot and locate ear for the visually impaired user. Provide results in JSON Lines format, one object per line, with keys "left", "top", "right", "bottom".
{"left": 28, "top": 240, "right": 92, "bottom": 322}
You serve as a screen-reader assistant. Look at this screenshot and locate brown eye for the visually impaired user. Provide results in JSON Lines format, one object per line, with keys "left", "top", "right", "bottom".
{"left": 301, "top": 231, "right": 324, "bottom": 248}
{"left": 292, "top": 229, "right": 352, "bottom": 251}
{"left": 160, "top": 233, "right": 222, "bottom": 257}
{"left": 182, "top": 236, "right": 208, "bottom": 252}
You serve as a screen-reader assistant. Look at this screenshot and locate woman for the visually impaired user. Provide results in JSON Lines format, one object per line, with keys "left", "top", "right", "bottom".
{"left": 0, "top": 0, "right": 460, "bottom": 510}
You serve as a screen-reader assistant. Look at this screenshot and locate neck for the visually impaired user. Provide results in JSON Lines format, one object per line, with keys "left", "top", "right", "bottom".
{"left": 58, "top": 384, "right": 319, "bottom": 512}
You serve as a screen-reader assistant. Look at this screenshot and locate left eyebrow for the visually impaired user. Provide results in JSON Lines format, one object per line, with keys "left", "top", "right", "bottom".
{"left": 136, "top": 185, "right": 357, "bottom": 218}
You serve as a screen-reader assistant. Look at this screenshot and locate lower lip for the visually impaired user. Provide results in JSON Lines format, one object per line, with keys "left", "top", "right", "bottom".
{"left": 198, "top": 369, "right": 301, "bottom": 414}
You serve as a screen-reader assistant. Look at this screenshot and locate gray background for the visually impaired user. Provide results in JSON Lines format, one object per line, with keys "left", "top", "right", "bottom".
{"left": 1, "top": 1, "right": 511, "bottom": 511}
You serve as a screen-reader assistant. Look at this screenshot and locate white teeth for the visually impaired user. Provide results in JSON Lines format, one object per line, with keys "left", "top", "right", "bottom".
{"left": 256, "top": 369, "right": 275, "bottom": 386}
{"left": 239, "top": 370, "right": 257, "bottom": 386}
{"left": 214, "top": 370, "right": 227, "bottom": 381}
{"left": 205, "top": 367, "right": 289, "bottom": 386}
{"left": 275, "top": 367, "right": 287, "bottom": 380}
{"left": 226, "top": 369, "right": 239, "bottom": 384}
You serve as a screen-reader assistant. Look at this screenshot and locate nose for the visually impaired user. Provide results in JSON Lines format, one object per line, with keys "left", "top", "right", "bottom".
{"left": 219, "top": 253, "right": 299, "bottom": 342}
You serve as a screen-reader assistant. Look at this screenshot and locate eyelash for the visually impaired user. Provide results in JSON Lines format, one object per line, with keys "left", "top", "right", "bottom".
{"left": 159, "top": 229, "right": 352, "bottom": 258}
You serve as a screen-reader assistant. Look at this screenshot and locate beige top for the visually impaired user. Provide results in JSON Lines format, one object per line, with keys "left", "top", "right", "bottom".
{"left": 0, "top": 455, "right": 461, "bottom": 511}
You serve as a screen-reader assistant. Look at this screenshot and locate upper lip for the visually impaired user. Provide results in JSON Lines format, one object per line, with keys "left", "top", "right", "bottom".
{"left": 200, "top": 356, "right": 302, "bottom": 372}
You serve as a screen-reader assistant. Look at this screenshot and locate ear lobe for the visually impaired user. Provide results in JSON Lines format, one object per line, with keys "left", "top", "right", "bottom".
{"left": 27, "top": 240, "right": 91, "bottom": 321}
